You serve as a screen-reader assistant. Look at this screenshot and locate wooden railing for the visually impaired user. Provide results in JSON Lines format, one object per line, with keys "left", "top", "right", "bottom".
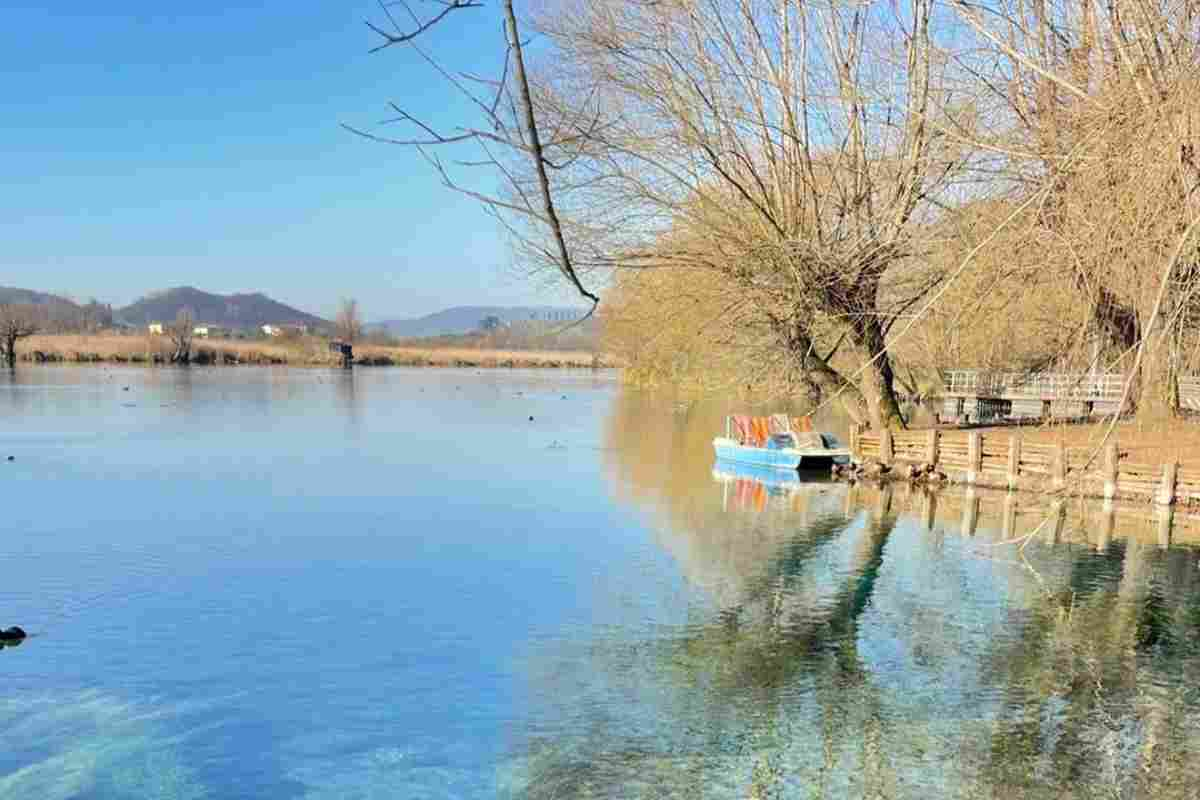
{"left": 851, "top": 428, "right": 1199, "bottom": 505}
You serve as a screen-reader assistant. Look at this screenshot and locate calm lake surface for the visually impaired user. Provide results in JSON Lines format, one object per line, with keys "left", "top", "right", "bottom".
{"left": 2, "top": 367, "right": 1199, "bottom": 799}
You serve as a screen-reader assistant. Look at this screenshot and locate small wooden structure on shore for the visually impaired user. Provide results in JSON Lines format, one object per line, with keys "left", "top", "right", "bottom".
{"left": 850, "top": 427, "right": 1200, "bottom": 506}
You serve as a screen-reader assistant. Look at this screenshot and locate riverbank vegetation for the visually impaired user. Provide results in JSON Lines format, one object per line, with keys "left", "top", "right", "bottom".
{"left": 13, "top": 334, "right": 613, "bottom": 369}
{"left": 362, "top": 0, "right": 1200, "bottom": 432}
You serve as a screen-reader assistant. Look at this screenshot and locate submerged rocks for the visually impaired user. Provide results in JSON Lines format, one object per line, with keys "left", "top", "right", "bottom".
{"left": 861, "top": 460, "right": 891, "bottom": 480}
{"left": 834, "top": 458, "right": 949, "bottom": 488}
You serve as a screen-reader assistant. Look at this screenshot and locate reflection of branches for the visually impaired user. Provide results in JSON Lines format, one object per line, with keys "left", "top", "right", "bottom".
{"left": 968, "top": 540, "right": 1200, "bottom": 799}
{"left": 513, "top": 506, "right": 897, "bottom": 798}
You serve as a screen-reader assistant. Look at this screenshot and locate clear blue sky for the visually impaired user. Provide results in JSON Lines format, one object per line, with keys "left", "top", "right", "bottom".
{"left": 1, "top": 0, "right": 578, "bottom": 321}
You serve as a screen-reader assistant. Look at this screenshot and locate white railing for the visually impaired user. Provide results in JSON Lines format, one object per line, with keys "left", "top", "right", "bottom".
{"left": 942, "top": 370, "right": 1183, "bottom": 402}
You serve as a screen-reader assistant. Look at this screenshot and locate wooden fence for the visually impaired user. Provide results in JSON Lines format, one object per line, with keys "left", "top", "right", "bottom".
{"left": 850, "top": 428, "right": 1200, "bottom": 505}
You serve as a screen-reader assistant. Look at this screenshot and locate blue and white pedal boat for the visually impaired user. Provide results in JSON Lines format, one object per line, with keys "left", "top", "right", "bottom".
{"left": 712, "top": 417, "right": 851, "bottom": 471}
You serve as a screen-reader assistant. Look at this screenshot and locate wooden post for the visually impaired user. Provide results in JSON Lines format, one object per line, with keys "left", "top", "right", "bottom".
{"left": 921, "top": 490, "right": 937, "bottom": 532}
{"left": 1103, "top": 442, "right": 1119, "bottom": 500}
{"left": 849, "top": 425, "right": 858, "bottom": 459}
{"left": 967, "top": 431, "right": 982, "bottom": 485}
{"left": 1048, "top": 500, "right": 1066, "bottom": 544}
{"left": 1097, "top": 498, "right": 1115, "bottom": 552}
{"left": 880, "top": 428, "right": 894, "bottom": 466}
{"left": 1157, "top": 462, "right": 1178, "bottom": 506}
{"left": 1052, "top": 443, "right": 1067, "bottom": 490}
{"left": 1156, "top": 504, "right": 1174, "bottom": 549}
{"left": 926, "top": 428, "right": 940, "bottom": 467}
{"left": 878, "top": 483, "right": 894, "bottom": 518}
{"left": 1006, "top": 435, "right": 1021, "bottom": 490}
{"left": 1001, "top": 490, "right": 1017, "bottom": 542}
{"left": 961, "top": 488, "right": 980, "bottom": 537}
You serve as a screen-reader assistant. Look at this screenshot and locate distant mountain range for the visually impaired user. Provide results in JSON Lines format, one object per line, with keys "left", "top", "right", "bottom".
{"left": 0, "top": 286, "right": 82, "bottom": 310}
{"left": 368, "top": 306, "right": 589, "bottom": 338}
{"left": 1, "top": 285, "right": 589, "bottom": 339}
{"left": 116, "top": 287, "right": 328, "bottom": 330}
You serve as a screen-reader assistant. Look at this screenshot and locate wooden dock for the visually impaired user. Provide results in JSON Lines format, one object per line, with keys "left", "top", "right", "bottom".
{"left": 851, "top": 427, "right": 1200, "bottom": 506}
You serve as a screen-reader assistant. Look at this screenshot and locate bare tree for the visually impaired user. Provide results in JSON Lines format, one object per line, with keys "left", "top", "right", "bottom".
{"left": 355, "top": 0, "right": 960, "bottom": 430}
{"left": 350, "top": 0, "right": 598, "bottom": 312}
{"left": 165, "top": 308, "right": 195, "bottom": 364}
{"left": 946, "top": 0, "right": 1200, "bottom": 419}
{"left": 336, "top": 298, "right": 362, "bottom": 343}
{"left": 0, "top": 304, "right": 43, "bottom": 368}
{"left": 539, "top": 0, "right": 962, "bottom": 429}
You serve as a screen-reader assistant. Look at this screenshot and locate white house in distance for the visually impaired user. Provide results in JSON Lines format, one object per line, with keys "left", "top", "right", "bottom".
{"left": 148, "top": 322, "right": 164, "bottom": 335}
{"left": 262, "top": 323, "right": 307, "bottom": 337}
{"left": 193, "top": 325, "right": 210, "bottom": 338}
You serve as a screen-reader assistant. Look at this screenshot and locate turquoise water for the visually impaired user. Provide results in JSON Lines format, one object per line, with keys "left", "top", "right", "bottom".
{"left": 1, "top": 368, "right": 1199, "bottom": 798}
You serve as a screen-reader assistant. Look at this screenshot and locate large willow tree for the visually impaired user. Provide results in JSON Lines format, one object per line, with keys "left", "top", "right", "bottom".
{"left": 949, "top": 0, "right": 1200, "bottom": 419}
{"left": 519, "top": 0, "right": 963, "bottom": 429}
{"left": 357, "top": 0, "right": 1200, "bottom": 426}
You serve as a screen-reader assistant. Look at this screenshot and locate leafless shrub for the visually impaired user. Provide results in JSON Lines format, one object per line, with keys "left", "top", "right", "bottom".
{"left": 0, "top": 304, "right": 44, "bottom": 368}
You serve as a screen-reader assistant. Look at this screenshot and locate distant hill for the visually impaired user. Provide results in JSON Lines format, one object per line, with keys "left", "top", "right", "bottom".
{"left": 0, "top": 286, "right": 80, "bottom": 310}
{"left": 117, "top": 287, "right": 328, "bottom": 331}
{"left": 0, "top": 286, "right": 117, "bottom": 331}
{"left": 368, "top": 306, "right": 589, "bottom": 338}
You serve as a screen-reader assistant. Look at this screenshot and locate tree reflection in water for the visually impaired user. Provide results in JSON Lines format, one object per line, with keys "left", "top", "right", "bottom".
{"left": 508, "top": 391, "right": 1200, "bottom": 799}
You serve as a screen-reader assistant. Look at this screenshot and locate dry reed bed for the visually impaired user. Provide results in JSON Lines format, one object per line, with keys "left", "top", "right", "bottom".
{"left": 15, "top": 334, "right": 615, "bottom": 369}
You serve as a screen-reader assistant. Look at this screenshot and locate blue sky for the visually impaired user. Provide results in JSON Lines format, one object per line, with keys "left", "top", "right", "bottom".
{"left": 1, "top": 0, "right": 578, "bottom": 321}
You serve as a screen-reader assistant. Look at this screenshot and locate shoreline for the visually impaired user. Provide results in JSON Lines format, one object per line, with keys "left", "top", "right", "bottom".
{"left": 15, "top": 334, "right": 616, "bottom": 370}
{"left": 846, "top": 420, "right": 1200, "bottom": 507}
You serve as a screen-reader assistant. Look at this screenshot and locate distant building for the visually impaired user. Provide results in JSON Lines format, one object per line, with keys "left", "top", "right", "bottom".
{"left": 526, "top": 309, "right": 586, "bottom": 323}
{"left": 148, "top": 322, "right": 164, "bottom": 335}
{"left": 193, "top": 325, "right": 230, "bottom": 339}
{"left": 262, "top": 324, "right": 282, "bottom": 337}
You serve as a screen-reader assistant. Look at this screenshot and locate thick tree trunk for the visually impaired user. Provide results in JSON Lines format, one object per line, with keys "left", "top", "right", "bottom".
{"left": 1134, "top": 330, "right": 1179, "bottom": 421}
{"left": 854, "top": 318, "right": 906, "bottom": 431}
{"left": 800, "top": 355, "right": 870, "bottom": 427}
{"left": 1133, "top": 295, "right": 1179, "bottom": 421}
{"left": 786, "top": 323, "right": 869, "bottom": 426}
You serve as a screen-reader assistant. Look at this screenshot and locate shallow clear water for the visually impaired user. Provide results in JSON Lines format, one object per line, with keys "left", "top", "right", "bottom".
{"left": 2, "top": 368, "right": 1199, "bottom": 799}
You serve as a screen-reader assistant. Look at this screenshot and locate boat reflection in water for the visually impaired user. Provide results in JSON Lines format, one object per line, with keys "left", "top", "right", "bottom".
{"left": 712, "top": 458, "right": 845, "bottom": 515}
{"left": 512, "top": 390, "right": 1200, "bottom": 799}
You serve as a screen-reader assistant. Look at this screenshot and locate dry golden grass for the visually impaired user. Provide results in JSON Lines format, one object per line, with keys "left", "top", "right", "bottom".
{"left": 16, "top": 334, "right": 618, "bottom": 369}
{"left": 353, "top": 343, "right": 616, "bottom": 368}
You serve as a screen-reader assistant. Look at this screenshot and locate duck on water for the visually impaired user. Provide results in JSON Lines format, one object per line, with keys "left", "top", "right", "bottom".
{"left": 712, "top": 414, "right": 851, "bottom": 471}
{"left": 0, "top": 626, "right": 27, "bottom": 645}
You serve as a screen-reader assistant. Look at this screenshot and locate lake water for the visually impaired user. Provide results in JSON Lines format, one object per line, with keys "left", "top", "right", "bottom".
{"left": 2, "top": 367, "right": 1199, "bottom": 799}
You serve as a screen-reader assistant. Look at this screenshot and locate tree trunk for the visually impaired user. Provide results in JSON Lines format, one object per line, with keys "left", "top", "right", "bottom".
{"left": 787, "top": 324, "right": 869, "bottom": 426}
{"left": 3, "top": 334, "right": 15, "bottom": 369}
{"left": 1134, "top": 332, "right": 1179, "bottom": 421}
{"left": 1134, "top": 298, "right": 1179, "bottom": 421}
{"left": 854, "top": 319, "right": 906, "bottom": 431}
